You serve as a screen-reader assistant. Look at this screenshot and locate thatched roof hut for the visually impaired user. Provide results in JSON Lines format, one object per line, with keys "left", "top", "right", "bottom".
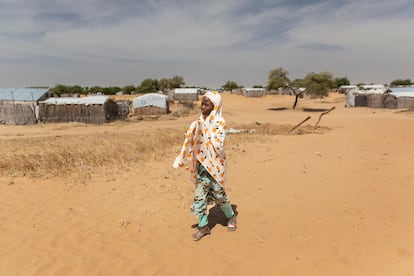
{"left": 132, "top": 93, "right": 169, "bottom": 115}
{"left": 0, "top": 88, "right": 54, "bottom": 125}
{"left": 39, "top": 96, "right": 118, "bottom": 124}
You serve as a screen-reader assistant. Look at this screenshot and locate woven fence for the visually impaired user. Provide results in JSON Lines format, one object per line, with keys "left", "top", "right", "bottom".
{"left": 0, "top": 102, "right": 37, "bottom": 125}
{"left": 39, "top": 101, "right": 118, "bottom": 124}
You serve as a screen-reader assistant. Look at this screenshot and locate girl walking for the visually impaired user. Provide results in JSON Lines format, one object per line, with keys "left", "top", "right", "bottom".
{"left": 173, "top": 91, "right": 237, "bottom": 241}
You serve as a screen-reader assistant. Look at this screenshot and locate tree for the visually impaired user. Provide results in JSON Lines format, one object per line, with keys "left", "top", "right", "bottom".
{"left": 101, "top": 86, "right": 121, "bottom": 95}
{"left": 335, "top": 77, "right": 350, "bottom": 88}
{"left": 291, "top": 78, "right": 304, "bottom": 88}
{"left": 303, "top": 71, "right": 335, "bottom": 98}
{"left": 221, "top": 81, "right": 241, "bottom": 91}
{"left": 267, "top": 67, "right": 290, "bottom": 91}
{"left": 170, "top": 75, "right": 185, "bottom": 88}
{"left": 252, "top": 85, "right": 263, "bottom": 88}
{"left": 88, "top": 86, "right": 103, "bottom": 95}
{"left": 122, "top": 85, "right": 136, "bottom": 95}
{"left": 69, "top": 85, "right": 85, "bottom": 95}
{"left": 137, "top": 79, "right": 159, "bottom": 93}
{"left": 390, "top": 79, "right": 412, "bottom": 87}
{"left": 51, "top": 84, "right": 71, "bottom": 96}
{"left": 159, "top": 78, "right": 170, "bottom": 91}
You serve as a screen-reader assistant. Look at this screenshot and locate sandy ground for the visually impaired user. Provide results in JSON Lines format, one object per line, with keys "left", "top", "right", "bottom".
{"left": 1, "top": 93, "right": 414, "bottom": 275}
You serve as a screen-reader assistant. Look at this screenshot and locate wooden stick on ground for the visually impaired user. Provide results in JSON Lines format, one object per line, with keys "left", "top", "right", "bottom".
{"left": 314, "top": 106, "right": 336, "bottom": 128}
{"left": 289, "top": 115, "right": 311, "bottom": 134}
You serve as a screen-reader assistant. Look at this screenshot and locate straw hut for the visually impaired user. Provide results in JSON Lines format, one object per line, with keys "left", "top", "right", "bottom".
{"left": 338, "top": 85, "right": 358, "bottom": 94}
{"left": 39, "top": 96, "right": 118, "bottom": 124}
{"left": 397, "top": 97, "right": 414, "bottom": 109}
{"left": 367, "top": 94, "right": 385, "bottom": 108}
{"left": 345, "top": 84, "right": 385, "bottom": 107}
{"left": 383, "top": 94, "right": 398, "bottom": 109}
{"left": 242, "top": 88, "right": 265, "bottom": 97}
{"left": 387, "top": 87, "right": 414, "bottom": 109}
{"left": 0, "top": 88, "right": 54, "bottom": 125}
{"left": 173, "top": 88, "right": 199, "bottom": 102}
{"left": 116, "top": 101, "right": 131, "bottom": 119}
{"left": 345, "top": 87, "right": 363, "bottom": 107}
{"left": 132, "top": 93, "right": 169, "bottom": 115}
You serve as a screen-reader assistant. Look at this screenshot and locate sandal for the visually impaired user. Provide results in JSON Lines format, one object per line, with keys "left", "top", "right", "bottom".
{"left": 227, "top": 214, "right": 237, "bottom": 231}
{"left": 192, "top": 226, "right": 210, "bottom": 241}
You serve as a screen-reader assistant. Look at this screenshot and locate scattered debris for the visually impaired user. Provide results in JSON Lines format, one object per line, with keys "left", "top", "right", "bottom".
{"left": 289, "top": 116, "right": 311, "bottom": 134}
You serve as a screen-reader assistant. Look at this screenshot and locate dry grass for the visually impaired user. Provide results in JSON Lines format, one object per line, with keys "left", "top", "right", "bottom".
{"left": 0, "top": 123, "right": 325, "bottom": 178}
{"left": 0, "top": 129, "right": 183, "bottom": 178}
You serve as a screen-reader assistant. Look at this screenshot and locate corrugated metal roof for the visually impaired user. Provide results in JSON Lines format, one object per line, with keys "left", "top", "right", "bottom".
{"left": 0, "top": 88, "right": 50, "bottom": 102}
{"left": 389, "top": 92, "right": 414, "bottom": 98}
{"left": 388, "top": 87, "right": 414, "bottom": 93}
{"left": 387, "top": 87, "right": 414, "bottom": 98}
{"left": 41, "top": 95, "right": 110, "bottom": 105}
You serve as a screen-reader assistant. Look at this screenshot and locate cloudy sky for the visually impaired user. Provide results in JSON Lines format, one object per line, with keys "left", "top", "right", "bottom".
{"left": 0, "top": 0, "right": 413, "bottom": 88}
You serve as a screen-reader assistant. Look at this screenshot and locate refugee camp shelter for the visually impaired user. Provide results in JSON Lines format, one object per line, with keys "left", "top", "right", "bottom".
{"left": 39, "top": 95, "right": 118, "bottom": 124}
{"left": 242, "top": 88, "right": 265, "bottom": 97}
{"left": 387, "top": 87, "right": 414, "bottom": 109}
{"left": 132, "top": 93, "right": 169, "bottom": 115}
{"left": 345, "top": 84, "right": 386, "bottom": 108}
{"left": 338, "top": 85, "right": 358, "bottom": 94}
{"left": 0, "top": 88, "right": 54, "bottom": 125}
{"left": 173, "top": 88, "right": 199, "bottom": 102}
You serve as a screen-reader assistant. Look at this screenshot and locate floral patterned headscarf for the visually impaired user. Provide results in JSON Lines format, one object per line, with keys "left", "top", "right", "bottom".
{"left": 173, "top": 91, "right": 227, "bottom": 186}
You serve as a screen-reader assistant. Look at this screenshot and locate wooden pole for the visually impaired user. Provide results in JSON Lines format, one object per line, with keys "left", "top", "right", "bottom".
{"left": 289, "top": 115, "right": 311, "bottom": 134}
{"left": 314, "top": 106, "right": 336, "bottom": 128}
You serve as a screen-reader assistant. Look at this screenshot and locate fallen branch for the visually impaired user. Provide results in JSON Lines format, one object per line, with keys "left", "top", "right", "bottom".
{"left": 314, "top": 106, "right": 336, "bottom": 128}
{"left": 289, "top": 116, "right": 311, "bottom": 134}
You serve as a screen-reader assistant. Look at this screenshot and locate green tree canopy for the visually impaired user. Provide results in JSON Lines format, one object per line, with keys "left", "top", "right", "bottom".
{"left": 267, "top": 67, "right": 290, "bottom": 90}
{"left": 335, "top": 77, "right": 350, "bottom": 88}
{"left": 158, "top": 76, "right": 185, "bottom": 91}
{"left": 88, "top": 86, "right": 103, "bottom": 95}
{"left": 290, "top": 78, "right": 304, "bottom": 88}
{"left": 221, "top": 81, "right": 241, "bottom": 91}
{"left": 122, "top": 85, "right": 137, "bottom": 95}
{"left": 137, "top": 79, "right": 160, "bottom": 93}
{"left": 390, "top": 79, "right": 412, "bottom": 87}
{"left": 170, "top": 76, "right": 185, "bottom": 89}
{"left": 303, "top": 72, "right": 336, "bottom": 98}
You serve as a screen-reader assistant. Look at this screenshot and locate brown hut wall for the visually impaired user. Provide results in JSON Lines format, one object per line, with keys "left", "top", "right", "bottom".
{"left": 104, "top": 101, "right": 119, "bottom": 121}
{"left": 174, "top": 93, "right": 199, "bottom": 102}
{"left": 0, "top": 102, "right": 36, "bottom": 125}
{"left": 366, "top": 94, "right": 384, "bottom": 108}
{"left": 383, "top": 95, "right": 398, "bottom": 109}
{"left": 244, "top": 91, "right": 265, "bottom": 97}
{"left": 134, "top": 105, "right": 168, "bottom": 115}
{"left": 39, "top": 103, "right": 110, "bottom": 124}
{"left": 397, "top": 97, "right": 414, "bottom": 109}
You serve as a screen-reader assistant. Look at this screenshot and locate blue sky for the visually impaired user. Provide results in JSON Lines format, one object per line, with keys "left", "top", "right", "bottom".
{"left": 0, "top": 0, "right": 413, "bottom": 88}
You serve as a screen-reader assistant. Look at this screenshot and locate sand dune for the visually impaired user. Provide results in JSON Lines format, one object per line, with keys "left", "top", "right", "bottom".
{"left": 1, "top": 93, "right": 414, "bottom": 275}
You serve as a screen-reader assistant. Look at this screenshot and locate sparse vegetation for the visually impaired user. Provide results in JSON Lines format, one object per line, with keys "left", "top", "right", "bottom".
{"left": 0, "top": 122, "right": 326, "bottom": 178}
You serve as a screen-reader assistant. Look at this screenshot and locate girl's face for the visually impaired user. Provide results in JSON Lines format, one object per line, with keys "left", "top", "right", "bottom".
{"left": 201, "top": 96, "right": 214, "bottom": 118}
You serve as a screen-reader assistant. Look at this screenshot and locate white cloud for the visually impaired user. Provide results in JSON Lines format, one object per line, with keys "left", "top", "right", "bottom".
{"left": 0, "top": 0, "right": 413, "bottom": 87}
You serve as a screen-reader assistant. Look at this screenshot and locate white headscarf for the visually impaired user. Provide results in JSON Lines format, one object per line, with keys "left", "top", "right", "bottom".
{"left": 173, "top": 91, "right": 227, "bottom": 186}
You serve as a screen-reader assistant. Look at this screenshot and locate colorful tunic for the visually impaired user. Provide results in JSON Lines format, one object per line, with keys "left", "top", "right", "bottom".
{"left": 173, "top": 91, "right": 228, "bottom": 186}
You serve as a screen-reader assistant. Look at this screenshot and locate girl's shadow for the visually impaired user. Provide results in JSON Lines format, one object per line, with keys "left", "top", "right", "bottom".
{"left": 191, "top": 204, "right": 238, "bottom": 230}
